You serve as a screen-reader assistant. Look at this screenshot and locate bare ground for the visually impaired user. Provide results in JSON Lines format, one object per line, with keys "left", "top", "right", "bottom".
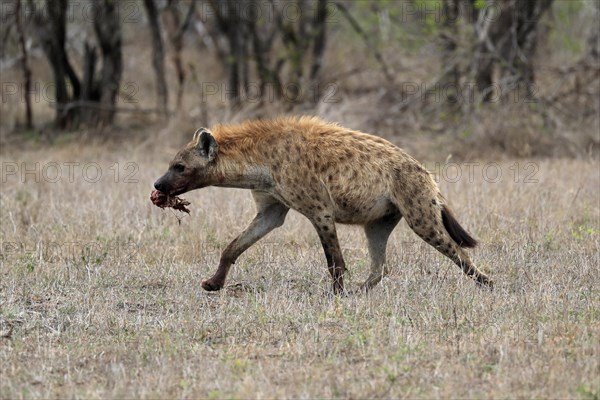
{"left": 0, "top": 142, "right": 598, "bottom": 399}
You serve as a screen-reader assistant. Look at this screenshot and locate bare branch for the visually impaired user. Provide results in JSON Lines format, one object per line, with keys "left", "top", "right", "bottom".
{"left": 334, "top": 2, "right": 394, "bottom": 82}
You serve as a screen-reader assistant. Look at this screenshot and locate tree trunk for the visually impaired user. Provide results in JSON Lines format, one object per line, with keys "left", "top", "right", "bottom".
{"left": 144, "top": 0, "right": 169, "bottom": 117}
{"left": 209, "top": 0, "right": 329, "bottom": 107}
{"left": 15, "top": 0, "right": 33, "bottom": 129}
{"left": 309, "top": 0, "right": 328, "bottom": 83}
{"left": 81, "top": 43, "right": 97, "bottom": 103}
{"left": 227, "top": 21, "right": 241, "bottom": 106}
{"left": 470, "top": 0, "right": 497, "bottom": 102}
{"left": 93, "top": 0, "right": 123, "bottom": 126}
{"left": 29, "top": 0, "right": 124, "bottom": 129}
{"left": 504, "top": 0, "right": 554, "bottom": 97}
{"left": 585, "top": 0, "right": 599, "bottom": 63}
{"left": 80, "top": 42, "right": 99, "bottom": 125}
{"left": 209, "top": 0, "right": 243, "bottom": 106}
{"left": 438, "top": 0, "right": 460, "bottom": 103}
{"left": 467, "top": 0, "right": 553, "bottom": 102}
{"left": 162, "top": 0, "right": 193, "bottom": 110}
{"left": 30, "top": 0, "right": 75, "bottom": 128}
{"left": 248, "top": 7, "right": 282, "bottom": 101}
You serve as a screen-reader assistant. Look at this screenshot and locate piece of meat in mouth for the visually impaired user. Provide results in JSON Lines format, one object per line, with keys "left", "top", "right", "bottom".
{"left": 150, "top": 190, "right": 191, "bottom": 214}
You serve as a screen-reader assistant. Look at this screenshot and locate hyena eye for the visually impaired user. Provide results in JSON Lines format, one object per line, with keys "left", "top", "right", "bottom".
{"left": 173, "top": 164, "right": 185, "bottom": 173}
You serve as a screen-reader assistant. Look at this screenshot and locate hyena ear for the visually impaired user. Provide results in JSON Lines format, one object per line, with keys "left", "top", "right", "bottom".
{"left": 193, "top": 128, "right": 218, "bottom": 161}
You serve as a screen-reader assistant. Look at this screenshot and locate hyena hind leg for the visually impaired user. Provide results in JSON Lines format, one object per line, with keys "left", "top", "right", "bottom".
{"left": 406, "top": 207, "right": 492, "bottom": 288}
{"left": 309, "top": 213, "right": 347, "bottom": 295}
{"left": 361, "top": 211, "right": 402, "bottom": 291}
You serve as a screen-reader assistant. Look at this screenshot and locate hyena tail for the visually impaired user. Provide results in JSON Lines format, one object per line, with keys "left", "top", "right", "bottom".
{"left": 441, "top": 205, "right": 478, "bottom": 248}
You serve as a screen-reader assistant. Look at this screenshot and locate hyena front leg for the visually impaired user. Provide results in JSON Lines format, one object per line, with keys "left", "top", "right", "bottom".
{"left": 309, "top": 213, "right": 347, "bottom": 295}
{"left": 361, "top": 211, "right": 402, "bottom": 291}
{"left": 201, "top": 192, "right": 289, "bottom": 291}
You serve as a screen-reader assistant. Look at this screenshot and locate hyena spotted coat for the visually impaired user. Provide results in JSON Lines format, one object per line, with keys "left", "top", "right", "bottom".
{"left": 154, "top": 116, "right": 492, "bottom": 293}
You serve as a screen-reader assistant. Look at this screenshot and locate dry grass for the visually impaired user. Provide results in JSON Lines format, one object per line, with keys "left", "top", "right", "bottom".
{"left": 0, "top": 138, "right": 598, "bottom": 399}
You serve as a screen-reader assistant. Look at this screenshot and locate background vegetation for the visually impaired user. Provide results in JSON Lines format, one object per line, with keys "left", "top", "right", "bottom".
{"left": 0, "top": 0, "right": 598, "bottom": 158}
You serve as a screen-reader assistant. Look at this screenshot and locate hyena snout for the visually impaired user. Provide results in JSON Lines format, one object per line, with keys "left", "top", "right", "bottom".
{"left": 154, "top": 171, "right": 191, "bottom": 195}
{"left": 153, "top": 177, "right": 168, "bottom": 193}
{"left": 154, "top": 173, "right": 181, "bottom": 194}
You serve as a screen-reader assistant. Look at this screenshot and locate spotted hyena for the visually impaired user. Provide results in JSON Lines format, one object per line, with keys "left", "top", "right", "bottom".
{"left": 154, "top": 116, "right": 492, "bottom": 293}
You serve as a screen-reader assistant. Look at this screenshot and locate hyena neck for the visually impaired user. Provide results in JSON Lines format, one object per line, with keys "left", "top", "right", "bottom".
{"left": 210, "top": 156, "right": 273, "bottom": 190}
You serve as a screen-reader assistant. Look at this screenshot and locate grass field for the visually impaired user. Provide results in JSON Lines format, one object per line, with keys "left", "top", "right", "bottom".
{"left": 0, "top": 140, "right": 598, "bottom": 398}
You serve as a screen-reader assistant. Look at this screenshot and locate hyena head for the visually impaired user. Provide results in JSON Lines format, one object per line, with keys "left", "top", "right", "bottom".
{"left": 154, "top": 128, "right": 219, "bottom": 196}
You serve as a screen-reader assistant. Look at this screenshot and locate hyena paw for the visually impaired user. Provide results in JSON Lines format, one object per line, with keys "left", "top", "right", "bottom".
{"left": 355, "top": 284, "right": 371, "bottom": 294}
{"left": 475, "top": 274, "right": 494, "bottom": 290}
{"left": 201, "top": 278, "right": 224, "bottom": 291}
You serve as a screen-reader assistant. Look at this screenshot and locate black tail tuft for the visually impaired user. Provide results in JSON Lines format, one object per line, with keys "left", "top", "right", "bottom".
{"left": 441, "top": 205, "right": 478, "bottom": 248}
